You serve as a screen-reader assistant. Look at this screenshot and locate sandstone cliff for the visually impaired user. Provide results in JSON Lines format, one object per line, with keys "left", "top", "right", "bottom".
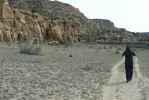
{"left": 8, "top": 0, "right": 115, "bottom": 34}
{"left": 47, "top": 20, "right": 80, "bottom": 43}
{"left": 0, "top": 0, "right": 148, "bottom": 43}
{"left": 0, "top": 0, "right": 81, "bottom": 43}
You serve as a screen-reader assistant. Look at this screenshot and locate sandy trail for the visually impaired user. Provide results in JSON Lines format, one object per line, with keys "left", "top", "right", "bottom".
{"left": 102, "top": 57, "right": 149, "bottom": 100}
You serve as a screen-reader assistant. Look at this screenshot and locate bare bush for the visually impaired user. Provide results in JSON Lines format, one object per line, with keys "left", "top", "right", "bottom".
{"left": 18, "top": 38, "right": 41, "bottom": 55}
{"left": 69, "top": 54, "right": 73, "bottom": 57}
{"left": 115, "top": 50, "right": 121, "bottom": 54}
{"left": 108, "top": 45, "right": 113, "bottom": 49}
{"left": 81, "top": 65, "right": 92, "bottom": 71}
{"left": 96, "top": 46, "right": 102, "bottom": 52}
{"left": 103, "top": 46, "right": 107, "bottom": 49}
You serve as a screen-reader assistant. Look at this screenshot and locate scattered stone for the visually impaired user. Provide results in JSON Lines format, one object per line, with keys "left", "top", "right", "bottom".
{"left": 69, "top": 54, "right": 73, "bottom": 57}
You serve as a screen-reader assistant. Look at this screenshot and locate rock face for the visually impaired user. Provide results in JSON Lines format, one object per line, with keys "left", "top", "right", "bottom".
{"left": 47, "top": 20, "right": 80, "bottom": 43}
{"left": 8, "top": 0, "right": 115, "bottom": 35}
{"left": 0, "top": 0, "right": 81, "bottom": 43}
{"left": 0, "top": 0, "right": 13, "bottom": 42}
{"left": 7, "top": 9, "right": 46, "bottom": 42}
{"left": 0, "top": 0, "right": 13, "bottom": 19}
{"left": 8, "top": 0, "right": 49, "bottom": 10}
{"left": 0, "top": 1, "right": 47, "bottom": 43}
{"left": 13, "top": 11, "right": 80, "bottom": 43}
{"left": 0, "top": 0, "right": 148, "bottom": 43}
{"left": 91, "top": 19, "right": 116, "bottom": 30}
{"left": 1, "top": 0, "right": 80, "bottom": 43}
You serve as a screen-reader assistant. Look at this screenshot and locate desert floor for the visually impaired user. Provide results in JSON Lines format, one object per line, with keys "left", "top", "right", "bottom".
{"left": 101, "top": 45, "right": 149, "bottom": 100}
{"left": 0, "top": 42, "right": 149, "bottom": 100}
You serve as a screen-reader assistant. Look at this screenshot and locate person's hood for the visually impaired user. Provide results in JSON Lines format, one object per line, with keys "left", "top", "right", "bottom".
{"left": 126, "top": 45, "right": 130, "bottom": 51}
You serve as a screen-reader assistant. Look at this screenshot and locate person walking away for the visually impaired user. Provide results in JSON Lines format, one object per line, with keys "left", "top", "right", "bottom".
{"left": 122, "top": 45, "right": 136, "bottom": 83}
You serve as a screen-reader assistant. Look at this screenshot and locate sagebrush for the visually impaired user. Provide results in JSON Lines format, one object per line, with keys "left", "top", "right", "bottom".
{"left": 18, "top": 41, "right": 41, "bottom": 55}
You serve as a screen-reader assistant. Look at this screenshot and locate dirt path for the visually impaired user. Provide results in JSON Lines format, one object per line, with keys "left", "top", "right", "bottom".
{"left": 102, "top": 57, "right": 149, "bottom": 100}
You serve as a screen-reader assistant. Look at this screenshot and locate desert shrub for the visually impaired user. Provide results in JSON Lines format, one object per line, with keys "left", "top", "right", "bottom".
{"left": 115, "top": 50, "right": 121, "bottom": 54}
{"left": 103, "top": 46, "right": 107, "bottom": 49}
{"left": 88, "top": 45, "right": 94, "bottom": 49}
{"left": 63, "top": 41, "right": 73, "bottom": 48}
{"left": 108, "top": 45, "right": 113, "bottom": 49}
{"left": 96, "top": 46, "right": 102, "bottom": 52}
{"left": 81, "top": 65, "right": 92, "bottom": 71}
{"left": 62, "top": 42, "right": 71, "bottom": 51}
{"left": 69, "top": 54, "right": 73, "bottom": 57}
{"left": 116, "top": 47, "right": 122, "bottom": 51}
{"left": 18, "top": 39, "right": 41, "bottom": 55}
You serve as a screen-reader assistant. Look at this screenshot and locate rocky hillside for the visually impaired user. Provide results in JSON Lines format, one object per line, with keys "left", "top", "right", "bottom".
{"left": 8, "top": 0, "right": 116, "bottom": 34}
{"left": 8, "top": 0, "right": 87, "bottom": 20}
{"left": 0, "top": 0, "right": 148, "bottom": 43}
{"left": 0, "top": 0, "right": 81, "bottom": 44}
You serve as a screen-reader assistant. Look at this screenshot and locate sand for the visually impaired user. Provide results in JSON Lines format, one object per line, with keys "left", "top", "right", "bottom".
{"left": 0, "top": 43, "right": 149, "bottom": 100}
{"left": 0, "top": 43, "right": 121, "bottom": 100}
{"left": 102, "top": 57, "right": 149, "bottom": 100}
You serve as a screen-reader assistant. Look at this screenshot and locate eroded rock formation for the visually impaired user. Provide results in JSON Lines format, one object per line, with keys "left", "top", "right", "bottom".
{"left": 0, "top": 0, "right": 148, "bottom": 43}
{"left": 47, "top": 20, "right": 80, "bottom": 43}
{"left": 0, "top": 0, "right": 81, "bottom": 43}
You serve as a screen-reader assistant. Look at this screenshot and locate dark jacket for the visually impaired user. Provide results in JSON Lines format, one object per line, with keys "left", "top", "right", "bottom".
{"left": 122, "top": 46, "right": 136, "bottom": 64}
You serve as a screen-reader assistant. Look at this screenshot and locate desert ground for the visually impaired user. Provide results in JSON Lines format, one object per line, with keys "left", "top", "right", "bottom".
{"left": 0, "top": 42, "right": 149, "bottom": 100}
{"left": 137, "top": 49, "right": 149, "bottom": 99}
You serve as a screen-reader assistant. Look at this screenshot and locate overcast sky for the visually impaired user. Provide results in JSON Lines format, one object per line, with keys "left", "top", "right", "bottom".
{"left": 56, "top": 0, "right": 149, "bottom": 32}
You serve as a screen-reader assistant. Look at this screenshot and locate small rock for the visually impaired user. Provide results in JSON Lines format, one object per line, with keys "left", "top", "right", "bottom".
{"left": 69, "top": 54, "right": 73, "bottom": 57}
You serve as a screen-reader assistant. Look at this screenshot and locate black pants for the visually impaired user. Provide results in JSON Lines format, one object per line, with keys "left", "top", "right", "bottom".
{"left": 125, "top": 63, "right": 133, "bottom": 81}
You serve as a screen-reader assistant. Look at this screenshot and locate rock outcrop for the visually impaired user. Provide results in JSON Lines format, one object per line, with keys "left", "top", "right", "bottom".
{"left": 0, "top": 0, "right": 81, "bottom": 43}
{"left": 0, "top": 0, "right": 13, "bottom": 18}
{"left": 47, "top": 20, "right": 80, "bottom": 43}
{"left": 8, "top": 0, "right": 114, "bottom": 34}
{"left": 91, "top": 19, "right": 116, "bottom": 30}
{"left": 0, "top": 0, "right": 13, "bottom": 42}
{"left": 0, "top": 0, "right": 148, "bottom": 43}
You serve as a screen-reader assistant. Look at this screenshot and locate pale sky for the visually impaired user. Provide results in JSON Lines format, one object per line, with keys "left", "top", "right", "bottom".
{"left": 55, "top": 0, "right": 149, "bottom": 32}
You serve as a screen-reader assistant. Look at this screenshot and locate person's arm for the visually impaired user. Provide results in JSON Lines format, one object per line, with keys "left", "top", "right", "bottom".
{"left": 122, "top": 51, "right": 126, "bottom": 56}
{"left": 132, "top": 51, "right": 136, "bottom": 56}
